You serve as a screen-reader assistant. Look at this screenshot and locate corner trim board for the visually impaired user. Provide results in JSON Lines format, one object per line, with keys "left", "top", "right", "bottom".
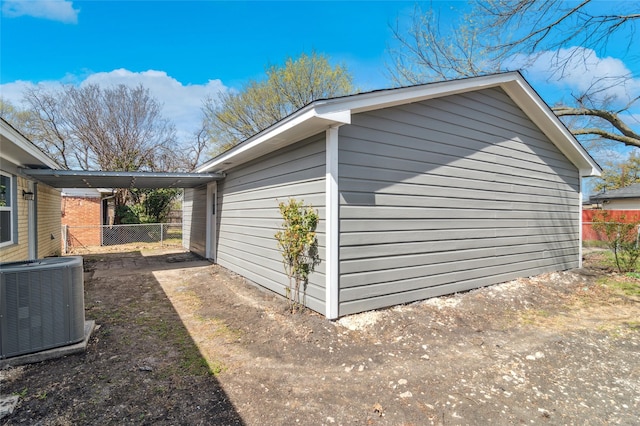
{"left": 325, "top": 126, "right": 340, "bottom": 319}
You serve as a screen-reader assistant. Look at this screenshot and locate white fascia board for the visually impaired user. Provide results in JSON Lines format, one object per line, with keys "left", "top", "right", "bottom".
{"left": 61, "top": 188, "right": 102, "bottom": 198}
{"left": 502, "top": 77, "right": 601, "bottom": 178}
{"left": 197, "top": 107, "right": 350, "bottom": 173}
{"left": 316, "top": 109, "right": 351, "bottom": 125}
{"left": 0, "top": 120, "right": 60, "bottom": 169}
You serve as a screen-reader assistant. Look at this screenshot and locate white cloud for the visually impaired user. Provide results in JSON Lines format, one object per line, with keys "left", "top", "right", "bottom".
{"left": 81, "top": 69, "right": 228, "bottom": 141}
{"left": 0, "top": 69, "right": 229, "bottom": 143}
{"left": 508, "top": 47, "right": 640, "bottom": 108}
{"left": 0, "top": 80, "right": 43, "bottom": 104}
{"left": 2, "top": 0, "right": 80, "bottom": 24}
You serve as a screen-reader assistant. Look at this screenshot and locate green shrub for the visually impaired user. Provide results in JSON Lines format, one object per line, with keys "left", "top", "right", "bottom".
{"left": 274, "top": 199, "right": 320, "bottom": 313}
{"left": 592, "top": 211, "right": 640, "bottom": 273}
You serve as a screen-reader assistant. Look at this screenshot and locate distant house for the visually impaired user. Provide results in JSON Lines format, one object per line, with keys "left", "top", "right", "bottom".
{"left": 185, "top": 72, "right": 601, "bottom": 319}
{"left": 61, "top": 188, "right": 114, "bottom": 250}
{"left": 0, "top": 118, "right": 62, "bottom": 262}
{"left": 589, "top": 183, "right": 640, "bottom": 210}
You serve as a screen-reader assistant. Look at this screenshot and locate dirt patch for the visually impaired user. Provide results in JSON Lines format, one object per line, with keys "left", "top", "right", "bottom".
{"left": 2, "top": 249, "right": 639, "bottom": 425}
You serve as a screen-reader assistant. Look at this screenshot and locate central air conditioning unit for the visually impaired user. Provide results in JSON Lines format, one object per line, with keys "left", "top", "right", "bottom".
{"left": 0, "top": 256, "right": 85, "bottom": 359}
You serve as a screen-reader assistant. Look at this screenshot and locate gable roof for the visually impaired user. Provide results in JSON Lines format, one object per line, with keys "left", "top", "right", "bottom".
{"left": 197, "top": 71, "right": 601, "bottom": 178}
{"left": 590, "top": 183, "right": 640, "bottom": 202}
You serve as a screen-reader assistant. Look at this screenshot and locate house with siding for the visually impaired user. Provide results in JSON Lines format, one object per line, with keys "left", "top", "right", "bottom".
{"left": 0, "top": 118, "right": 62, "bottom": 262}
{"left": 61, "top": 188, "right": 114, "bottom": 251}
{"left": 589, "top": 183, "right": 640, "bottom": 210}
{"left": 185, "top": 72, "right": 600, "bottom": 319}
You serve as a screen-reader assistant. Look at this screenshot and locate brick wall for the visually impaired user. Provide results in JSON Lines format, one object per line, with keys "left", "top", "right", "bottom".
{"left": 61, "top": 195, "right": 102, "bottom": 248}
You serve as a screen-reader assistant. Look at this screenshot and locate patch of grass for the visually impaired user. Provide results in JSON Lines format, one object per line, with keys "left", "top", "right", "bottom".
{"left": 625, "top": 321, "right": 640, "bottom": 330}
{"left": 208, "top": 317, "right": 243, "bottom": 341}
{"left": 520, "top": 309, "right": 551, "bottom": 325}
{"left": 597, "top": 277, "right": 640, "bottom": 298}
{"left": 134, "top": 313, "right": 224, "bottom": 377}
{"left": 583, "top": 240, "right": 609, "bottom": 249}
{"left": 585, "top": 250, "right": 620, "bottom": 271}
{"left": 180, "top": 350, "right": 214, "bottom": 376}
{"left": 626, "top": 272, "right": 640, "bottom": 279}
{"left": 101, "top": 307, "right": 128, "bottom": 325}
{"left": 208, "top": 360, "right": 226, "bottom": 375}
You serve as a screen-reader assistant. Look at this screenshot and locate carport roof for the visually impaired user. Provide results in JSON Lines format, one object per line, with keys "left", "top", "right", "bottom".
{"left": 21, "top": 169, "right": 224, "bottom": 189}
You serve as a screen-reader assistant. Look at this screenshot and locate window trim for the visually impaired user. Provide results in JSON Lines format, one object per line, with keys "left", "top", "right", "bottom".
{"left": 0, "top": 171, "right": 15, "bottom": 247}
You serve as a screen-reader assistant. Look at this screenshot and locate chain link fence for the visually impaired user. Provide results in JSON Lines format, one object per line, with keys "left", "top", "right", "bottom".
{"left": 62, "top": 223, "right": 183, "bottom": 254}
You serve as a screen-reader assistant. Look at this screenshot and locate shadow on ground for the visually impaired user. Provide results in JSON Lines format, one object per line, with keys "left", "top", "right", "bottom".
{"left": 1, "top": 249, "right": 244, "bottom": 425}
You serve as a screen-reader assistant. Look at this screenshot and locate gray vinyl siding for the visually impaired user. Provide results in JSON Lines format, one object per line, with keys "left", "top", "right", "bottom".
{"left": 182, "top": 189, "right": 193, "bottom": 250}
{"left": 338, "top": 87, "right": 581, "bottom": 316}
{"left": 183, "top": 186, "right": 207, "bottom": 257}
{"left": 216, "top": 134, "right": 327, "bottom": 313}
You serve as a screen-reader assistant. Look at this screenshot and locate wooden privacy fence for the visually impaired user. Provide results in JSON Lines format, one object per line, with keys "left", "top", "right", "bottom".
{"left": 582, "top": 210, "right": 640, "bottom": 242}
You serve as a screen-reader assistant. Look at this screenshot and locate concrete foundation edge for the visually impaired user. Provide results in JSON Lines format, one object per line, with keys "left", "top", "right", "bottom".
{"left": 0, "top": 320, "right": 96, "bottom": 369}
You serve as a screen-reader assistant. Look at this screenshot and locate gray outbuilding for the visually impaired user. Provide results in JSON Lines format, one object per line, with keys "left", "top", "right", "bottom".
{"left": 186, "top": 72, "right": 601, "bottom": 319}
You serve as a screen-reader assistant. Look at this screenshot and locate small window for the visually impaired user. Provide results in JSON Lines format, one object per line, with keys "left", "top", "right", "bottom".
{"left": 0, "top": 172, "right": 13, "bottom": 245}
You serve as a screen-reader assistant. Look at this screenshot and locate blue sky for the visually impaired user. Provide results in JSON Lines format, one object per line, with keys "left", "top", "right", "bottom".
{"left": 1, "top": 0, "right": 639, "bottom": 171}
{"left": 1, "top": 1, "right": 423, "bottom": 88}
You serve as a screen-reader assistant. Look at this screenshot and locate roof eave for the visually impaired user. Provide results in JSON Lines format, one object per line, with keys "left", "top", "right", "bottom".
{"left": 197, "top": 108, "right": 351, "bottom": 173}
{"left": 1, "top": 119, "right": 61, "bottom": 170}
{"left": 500, "top": 77, "right": 601, "bottom": 178}
{"left": 197, "top": 72, "right": 602, "bottom": 178}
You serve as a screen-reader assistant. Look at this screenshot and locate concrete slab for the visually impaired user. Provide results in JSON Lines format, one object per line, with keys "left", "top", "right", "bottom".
{"left": 0, "top": 320, "right": 95, "bottom": 369}
{"left": 0, "top": 395, "right": 19, "bottom": 420}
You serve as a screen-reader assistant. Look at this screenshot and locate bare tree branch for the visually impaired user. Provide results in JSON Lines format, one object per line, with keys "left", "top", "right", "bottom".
{"left": 553, "top": 106, "right": 640, "bottom": 147}
{"left": 387, "top": 0, "right": 640, "bottom": 150}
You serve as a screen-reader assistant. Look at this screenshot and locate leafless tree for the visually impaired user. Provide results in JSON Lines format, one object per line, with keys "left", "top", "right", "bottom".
{"left": 22, "top": 83, "right": 177, "bottom": 171}
{"left": 20, "top": 84, "right": 184, "bottom": 223}
{"left": 479, "top": 0, "right": 638, "bottom": 73}
{"left": 388, "top": 0, "right": 640, "bottom": 149}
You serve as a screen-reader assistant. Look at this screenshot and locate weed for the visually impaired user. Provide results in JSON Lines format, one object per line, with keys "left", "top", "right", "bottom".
{"left": 591, "top": 212, "right": 640, "bottom": 272}
{"left": 208, "top": 360, "right": 225, "bottom": 375}
{"left": 13, "top": 388, "right": 27, "bottom": 398}
{"left": 37, "top": 391, "right": 47, "bottom": 400}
